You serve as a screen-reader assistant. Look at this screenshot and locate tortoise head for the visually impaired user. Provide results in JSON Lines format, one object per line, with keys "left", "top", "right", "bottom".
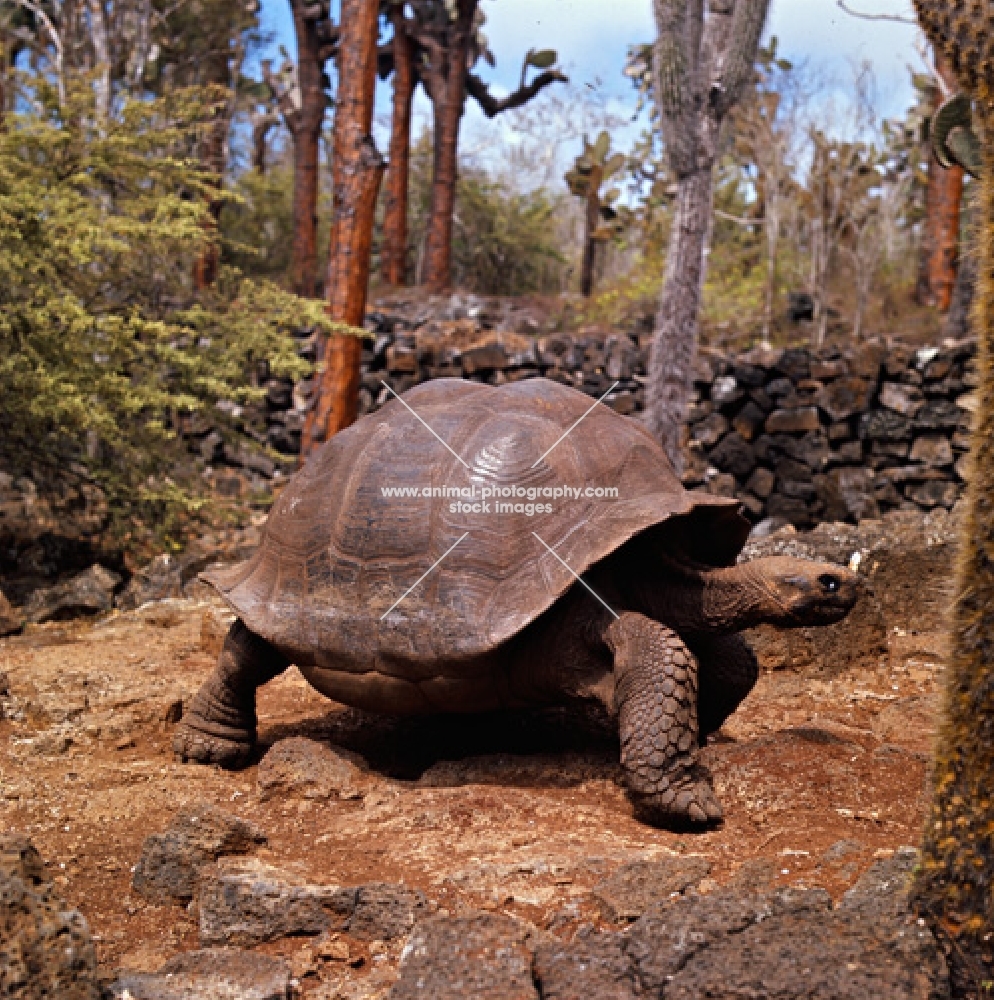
{"left": 741, "top": 556, "right": 861, "bottom": 627}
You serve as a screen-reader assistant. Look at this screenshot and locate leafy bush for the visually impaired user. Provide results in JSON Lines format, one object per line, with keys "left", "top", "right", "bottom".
{"left": 0, "top": 84, "right": 329, "bottom": 546}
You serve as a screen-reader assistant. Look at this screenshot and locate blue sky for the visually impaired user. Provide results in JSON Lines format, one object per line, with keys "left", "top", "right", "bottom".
{"left": 256, "top": 0, "right": 923, "bottom": 168}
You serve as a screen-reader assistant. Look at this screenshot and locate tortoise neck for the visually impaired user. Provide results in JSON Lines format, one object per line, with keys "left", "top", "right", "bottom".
{"left": 634, "top": 561, "right": 775, "bottom": 634}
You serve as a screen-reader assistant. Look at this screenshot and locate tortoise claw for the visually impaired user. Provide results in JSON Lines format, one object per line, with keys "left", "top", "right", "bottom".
{"left": 172, "top": 717, "right": 254, "bottom": 768}
{"left": 630, "top": 765, "right": 724, "bottom": 830}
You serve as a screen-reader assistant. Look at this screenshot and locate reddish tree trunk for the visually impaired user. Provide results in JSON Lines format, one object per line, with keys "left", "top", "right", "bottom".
{"left": 382, "top": 12, "right": 415, "bottom": 287}
{"left": 193, "top": 59, "right": 232, "bottom": 291}
{"left": 289, "top": 0, "right": 327, "bottom": 298}
{"left": 917, "top": 52, "right": 965, "bottom": 311}
{"left": 422, "top": 0, "right": 475, "bottom": 294}
{"left": 301, "top": 0, "right": 384, "bottom": 455}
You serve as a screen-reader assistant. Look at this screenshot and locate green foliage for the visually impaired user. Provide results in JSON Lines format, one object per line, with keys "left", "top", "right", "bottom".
{"left": 406, "top": 129, "right": 569, "bottom": 295}
{"left": 0, "top": 82, "right": 329, "bottom": 545}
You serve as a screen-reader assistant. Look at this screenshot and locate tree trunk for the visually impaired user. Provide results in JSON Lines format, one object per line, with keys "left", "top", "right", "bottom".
{"left": 917, "top": 52, "right": 965, "bottom": 311}
{"left": 910, "top": 108, "right": 994, "bottom": 990}
{"left": 382, "top": 12, "right": 415, "bottom": 287}
{"left": 423, "top": 58, "right": 467, "bottom": 294}
{"left": 289, "top": 0, "right": 327, "bottom": 298}
{"left": 301, "top": 0, "right": 384, "bottom": 455}
{"left": 193, "top": 57, "right": 232, "bottom": 291}
{"left": 580, "top": 164, "right": 604, "bottom": 298}
{"left": 645, "top": 167, "right": 714, "bottom": 467}
{"left": 87, "top": 0, "right": 111, "bottom": 122}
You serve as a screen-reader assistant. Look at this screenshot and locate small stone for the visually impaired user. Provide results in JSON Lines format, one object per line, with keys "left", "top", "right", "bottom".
{"left": 816, "top": 377, "right": 874, "bottom": 422}
{"left": 257, "top": 737, "right": 366, "bottom": 802}
{"left": 765, "top": 407, "right": 820, "bottom": 434}
{"left": 711, "top": 376, "right": 743, "bottom": 408}
{"left": 909, "top": 435, "right": 953, "bottom": 467}
{"left": 731, "top": 401, "right": 767, "bottom": 441}
{"left": 112, "top": 948, "right": 292, "bottom": 1000}
{"left": 1, "top": 834, "right": 101, "bottom": 999}
{"left": 350, "top": 882, "right": 426, "bottom": 940}
{"left": 690, "top": 413, "right": 729, "bottom": 448}
{"left": 593, "top": 856, "right": 712, "bottom": 922}
{"left": 132, "top": 802, "right": 266, "bottom": 904}
{"left": 746, "top": 468, "right": 775, "bottom": 499}
{"left": 859, "top": 410, "right": 910, "bottom": 442}
{"left": 906, "top": 480, "right": 959, "bottom": 509}
{"left": 198, "top": 858, "right": 356, "bottom": 947}
{"left": 878, "top": 382, "right": 924, "bottom": 417}
{"left": 315, "top": 935, "right": 350, "bottom": 962}
{"left": 709, "top": 432, "right": 757, "bottom": 478}
{"left": 24, "top": 564, "right": 122, "bottom": 624}
{"left": 390, "top": 912, "right": 537, "bottom": 1000}
{"left": 533, "top": 928, "right": 639, "bottom": 1000}
{"left": 460, "top": 343, "right": 508, "bottom": 375}
{"left": 0, "top": 590, "right": 21, "bottom": 637}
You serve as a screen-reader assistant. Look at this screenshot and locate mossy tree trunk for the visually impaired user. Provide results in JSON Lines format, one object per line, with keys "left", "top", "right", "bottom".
{"left": 301, "top": 0, "right": 384, "bottom": 456}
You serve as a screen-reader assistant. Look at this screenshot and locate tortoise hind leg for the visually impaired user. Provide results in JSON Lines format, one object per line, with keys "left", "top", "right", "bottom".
{"left": 173, "top": 619, "right": 290, "bottom": 767}
{"left": 605, "top": 613, "right": 723, "bottom": 828}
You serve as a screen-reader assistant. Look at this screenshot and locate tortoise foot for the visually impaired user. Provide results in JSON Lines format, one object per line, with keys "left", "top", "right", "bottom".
{"left": 172, "top": 716, "right": 254, "bottom": 768}
{"left": 628, "top": 762, "right": 724, "bottom": 829}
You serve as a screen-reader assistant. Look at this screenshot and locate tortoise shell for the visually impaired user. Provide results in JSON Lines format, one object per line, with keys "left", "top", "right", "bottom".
{"left": 204, "top": 378, "right": 750, "bottom": 662}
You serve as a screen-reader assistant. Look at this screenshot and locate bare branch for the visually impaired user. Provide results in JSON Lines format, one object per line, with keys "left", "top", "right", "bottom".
{"left": 465, "top": 68, "right": 567, "bottom": 118}
{"left": 835, "top": 0, "right": 917, "bottom": 24}
{"left": 9, "top": 0, "right": 63, "bottom": 103}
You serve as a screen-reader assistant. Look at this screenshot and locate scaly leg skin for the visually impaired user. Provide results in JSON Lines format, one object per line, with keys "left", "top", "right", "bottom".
{"left": 605, "top": 613, "right": 723, "bottom": 828}
{"left": 691, "top": 632, "right": 760, "bottom": 742}
{"left": 173, "top": 619, "right": 290, "bottom": 767}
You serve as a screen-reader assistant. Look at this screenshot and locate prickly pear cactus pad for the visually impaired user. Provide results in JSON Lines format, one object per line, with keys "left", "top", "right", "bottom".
{"left": 913, "top": 0, "right": 994, "bottom": 95}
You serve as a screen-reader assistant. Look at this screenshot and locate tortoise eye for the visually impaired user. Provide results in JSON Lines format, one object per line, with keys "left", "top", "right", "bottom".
{"left": 818, "top": 574, "right": 840, "bottom": 593}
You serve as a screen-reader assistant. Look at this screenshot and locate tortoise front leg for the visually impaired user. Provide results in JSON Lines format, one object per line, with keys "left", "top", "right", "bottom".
{"left": 690, "top": 632, "right": 760, "bottom": 741}
{"left": 605, "top": 613, "right": 723, "bottom": 828}
{"left": 173, "top": 620, "right": 289, "bottom": 767}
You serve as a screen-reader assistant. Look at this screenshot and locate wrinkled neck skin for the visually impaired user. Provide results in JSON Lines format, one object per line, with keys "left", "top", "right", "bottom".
{"left": 628, "top": 560, "right": 782, "bottom": 635}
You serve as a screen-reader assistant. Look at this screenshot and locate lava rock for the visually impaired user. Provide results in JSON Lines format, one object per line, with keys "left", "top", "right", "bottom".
{"left": 131, "top": 802, "right": 266, "bottom": 904}
{"left": 257, "top": 737, "right": 366, "bottom": 802}
{"left": 593, "top": 856, "right": 712, "bottom": 922}
{"left": 113, "top": 949, "right": 292, "bottom": 1000}
{"left": 879, "top": 382, "right": 925, "bottom": 418}
{"left": 389, "top": 912, "right": 537, "bottom": 1000}
{"left": 816, "top": 377, "right": 875, "bottom": 423}
{"left": 766, "top": 407, "right": 821, "bottom": 434}
{"left": 0, "top": 834, "right": 101, "bottom": 999}
{"left": 710, "top": 432, "right": 757, "bottom": 479}
{"left": 117, "top": 554, "right": 184, "bottom": 611}
{"left": 839, "top": 847, "right": 920, "bottom": 922}
{"left": 350, "top": 883, "right": 427, "bottom": 940}
{"left": 24, "top": 564, "right": 122, "bottom": 624}
{"left": 198, "top": 859, "right": 355, "bottom": 947}
{"left": 533, "top": 927, "right": 639, "bottom": 999}
{"left": 0, "top": 589, "right": 21, "bottom": 636}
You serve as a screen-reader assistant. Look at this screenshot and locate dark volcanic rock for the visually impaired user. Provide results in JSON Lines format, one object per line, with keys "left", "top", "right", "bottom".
{"left": 593, "top": 855, "right": 712, "bottom": 922}
{"left": 131, "top": 802, "right": 266, "bottom": 904}
{"left": 198, "top": 859, "right": 355, "bottom": 946}
{"left": 0, "top": 834, "right": 101, "bottom": 999}
{"left": 389, "top": 912, "right": 537, "bottom": 1000}
{"left": 0, "top": 588, "right": 21, "bottom": 636}
{"left": 533, "top": 927, "right": 639, "bottom": 1000}
{"left": 113, "top": 948, "right": 292, "bottom": 1000}
{"left": 256, "top": 737, "right": 365, "bottom": 802}
{"left": 24, "top": 564, "right": 121, "bottom": 623}
{"left": 350, "top": 883, "right": 426, "bottom": 941}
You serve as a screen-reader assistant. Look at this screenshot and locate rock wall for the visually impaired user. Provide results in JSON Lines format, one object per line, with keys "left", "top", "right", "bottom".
{"left": 257, "top": 316, "right": 976, "bottom": 530}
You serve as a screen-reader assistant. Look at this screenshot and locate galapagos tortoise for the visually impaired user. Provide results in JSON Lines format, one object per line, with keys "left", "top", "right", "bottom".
{"left": 175, "top": 378, "right": 859, "bottom": 827}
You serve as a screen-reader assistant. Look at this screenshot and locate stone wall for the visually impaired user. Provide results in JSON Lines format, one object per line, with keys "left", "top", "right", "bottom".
{"left": 227, "top": 312, "right": 978, "bottom": 530}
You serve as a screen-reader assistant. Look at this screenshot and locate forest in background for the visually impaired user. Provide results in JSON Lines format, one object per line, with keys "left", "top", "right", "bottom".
{"left": 0, "top": 0, "right": 970, "bottom": 545}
